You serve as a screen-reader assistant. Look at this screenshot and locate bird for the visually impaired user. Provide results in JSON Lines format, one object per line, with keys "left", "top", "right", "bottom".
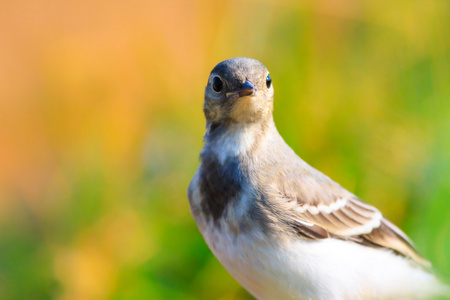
{"left": 188, "top": 57, "right": 448, "bottom": 300}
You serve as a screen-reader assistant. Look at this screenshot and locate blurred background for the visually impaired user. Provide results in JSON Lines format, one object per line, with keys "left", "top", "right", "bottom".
{"left": 0, "top": 0, "right": 449, "bottom": 299}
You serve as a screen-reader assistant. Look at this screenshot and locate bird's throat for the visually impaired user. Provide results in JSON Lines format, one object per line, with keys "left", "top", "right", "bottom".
{"left": 204, "top": 117, "right": 275, "bottom": 164}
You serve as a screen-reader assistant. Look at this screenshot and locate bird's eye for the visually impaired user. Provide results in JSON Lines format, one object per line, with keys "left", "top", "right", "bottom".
{"left": 212, "top": 76, "right": 223, "bottom": 92}
{"left": 266, "top": 74, "right": 272, "bottom": 88}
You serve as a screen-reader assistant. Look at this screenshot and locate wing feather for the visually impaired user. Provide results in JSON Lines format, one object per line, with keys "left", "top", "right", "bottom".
{"left": 272, "top": 157, "right": 428, "bottom": 265}
{"left": 289, "top": 195, "right": 429, "bottom": 266}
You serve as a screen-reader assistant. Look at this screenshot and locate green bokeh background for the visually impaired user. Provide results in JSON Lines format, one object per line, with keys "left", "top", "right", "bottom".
{"left": 0, "top": 1, "right": 449, "bottom": 299}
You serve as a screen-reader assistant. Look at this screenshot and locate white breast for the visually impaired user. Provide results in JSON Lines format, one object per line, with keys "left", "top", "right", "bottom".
{"left": 200, "top": 223, "right": 446, "bottom": 300}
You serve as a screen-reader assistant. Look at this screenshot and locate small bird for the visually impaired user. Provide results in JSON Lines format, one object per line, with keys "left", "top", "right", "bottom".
{"left": 188, "top": 57, "right": 448, "bottom": 299}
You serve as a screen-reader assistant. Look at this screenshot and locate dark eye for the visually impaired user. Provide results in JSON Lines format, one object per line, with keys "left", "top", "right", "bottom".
{"left": 266, "top": 74, "right": 272, "bottom": 88}
{"left": 212, "top": 76, "right": 223, "bottom": 92}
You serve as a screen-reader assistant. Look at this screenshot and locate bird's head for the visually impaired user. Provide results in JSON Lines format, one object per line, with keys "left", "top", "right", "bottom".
{"left": 204, "top": 57, "right": 274, "bottom": 126}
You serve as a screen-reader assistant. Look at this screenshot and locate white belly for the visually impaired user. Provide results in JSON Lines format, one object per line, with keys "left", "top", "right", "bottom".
{"left": 201, "top": 224, "right": 444, "bottom": 300}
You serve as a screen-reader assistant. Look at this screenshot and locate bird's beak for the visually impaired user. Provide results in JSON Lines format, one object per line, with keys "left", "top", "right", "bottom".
{"left": 226, "top": 80, "right": 258, "bottom": 98}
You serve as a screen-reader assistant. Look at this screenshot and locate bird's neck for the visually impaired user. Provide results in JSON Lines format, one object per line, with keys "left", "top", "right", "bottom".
{"left": 202, "top": 117, "right": 278, "bottom": 164}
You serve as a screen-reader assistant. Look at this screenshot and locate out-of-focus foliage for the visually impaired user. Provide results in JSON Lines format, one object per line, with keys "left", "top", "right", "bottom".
{"left": 0, "top": 0, "right": 449, "bottom": 299}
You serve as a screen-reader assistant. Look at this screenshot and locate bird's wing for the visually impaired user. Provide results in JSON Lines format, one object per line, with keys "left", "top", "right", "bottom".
{"left": 281, "top": 175, "right": 429, "bottom": 266}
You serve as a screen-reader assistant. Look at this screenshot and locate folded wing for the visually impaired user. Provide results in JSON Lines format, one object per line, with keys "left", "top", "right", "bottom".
{"left": 289, "top": 195, "right": 429, "bottom": 266}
